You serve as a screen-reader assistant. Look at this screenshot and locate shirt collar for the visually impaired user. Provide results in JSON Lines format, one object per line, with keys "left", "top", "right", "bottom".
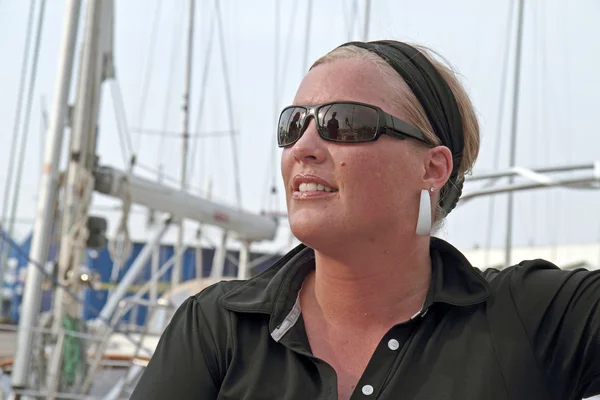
{"left": 220, "top": 237, "right": 491, "bottom": 324}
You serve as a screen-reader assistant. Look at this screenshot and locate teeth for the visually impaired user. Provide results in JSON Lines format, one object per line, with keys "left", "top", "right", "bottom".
{"left": 298, "top": 182, "right": 336, "bottom": 192}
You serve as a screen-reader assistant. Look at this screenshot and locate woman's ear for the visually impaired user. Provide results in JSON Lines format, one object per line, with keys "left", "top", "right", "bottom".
{"left": 422, "top": 146, "right": 453, "bottom": 189}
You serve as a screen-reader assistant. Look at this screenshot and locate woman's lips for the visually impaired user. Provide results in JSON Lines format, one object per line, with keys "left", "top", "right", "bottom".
{"left": 291, "top": 174, "right": 339, "bottom": 200}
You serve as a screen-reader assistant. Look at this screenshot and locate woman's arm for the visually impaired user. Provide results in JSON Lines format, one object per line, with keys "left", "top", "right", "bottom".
{"left": 130, "top": 296, "right": 221, "bottom": 399}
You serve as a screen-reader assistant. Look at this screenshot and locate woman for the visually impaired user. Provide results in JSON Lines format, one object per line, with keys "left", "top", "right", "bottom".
{"left": 131, "top": 40, "right": 599, "bottom": 399}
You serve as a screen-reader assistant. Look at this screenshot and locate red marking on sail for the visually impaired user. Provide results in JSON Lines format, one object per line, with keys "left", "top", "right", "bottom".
{"left": 213, "top": 211, "right": 230, "bottom": 223}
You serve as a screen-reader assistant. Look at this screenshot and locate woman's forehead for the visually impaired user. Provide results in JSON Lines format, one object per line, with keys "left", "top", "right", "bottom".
{"left": 293, "top": 58, "right": 408, "bottom": 115}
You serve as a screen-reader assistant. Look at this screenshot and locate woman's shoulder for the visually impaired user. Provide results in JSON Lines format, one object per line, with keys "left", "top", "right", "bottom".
{"left": 479, "top": 258, "right": 594, "bottom": 290}
{"left": 160, "top": 278, "right": 251, "bottom": 342}
{"left": 478, "top": 258, "right": 599, "bottom": 322}
{"left": 190, "top": 278, "right": 248, "bottom": 302}
{"left": 477, "top": 260, "right": 600, "bottom": 399}
{"left": 479, "top": 258, "right": 596, "bottom": 299}
{"left": 185, "top": 278, "right": 249, "bottom": 321}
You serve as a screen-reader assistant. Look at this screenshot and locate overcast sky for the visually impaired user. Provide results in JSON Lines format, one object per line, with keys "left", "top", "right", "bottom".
{"left": 1, "top": 0, "right": 600, "bottom": 259}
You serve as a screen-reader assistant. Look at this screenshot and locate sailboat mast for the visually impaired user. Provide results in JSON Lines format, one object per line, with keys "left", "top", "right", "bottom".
{"left": 174, "top": 0, "right": 195, "bottom": 286}
{"left": 505, "top": 0, "right": 525, "bottom": 267}
{"left": 0, "top": 1, "right": 35, "bottom": 311}
{"left": 11, "top": 0, "right": 83, "bottom": 389}
{"left": 2, "top": 0, "right": 47, "bottom": 321}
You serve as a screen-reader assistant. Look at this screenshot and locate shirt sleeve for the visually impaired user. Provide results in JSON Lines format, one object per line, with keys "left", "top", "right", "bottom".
{"left": 510, "top": 260, "right": 600, "bottom": 399}
{"left": 129, "top": 296, "right": 222, "bottom": 399}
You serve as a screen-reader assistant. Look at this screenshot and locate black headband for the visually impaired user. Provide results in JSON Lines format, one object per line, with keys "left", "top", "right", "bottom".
{"left": 339, "top": 40, "right": 465, "bottom": 214}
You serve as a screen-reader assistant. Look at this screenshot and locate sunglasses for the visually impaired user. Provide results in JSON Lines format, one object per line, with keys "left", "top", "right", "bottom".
{"left": 277, "top": 101, "right": 431, "bottom": 148}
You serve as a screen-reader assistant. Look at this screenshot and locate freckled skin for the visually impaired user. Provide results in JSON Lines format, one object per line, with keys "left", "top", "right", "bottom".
{"left": 280, "top": 59, "right": 449, "bottom": 252}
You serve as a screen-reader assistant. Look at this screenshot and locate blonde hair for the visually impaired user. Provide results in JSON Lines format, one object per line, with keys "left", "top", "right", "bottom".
{"left": 311, "top": 44, "right": 480, "bottom": 222}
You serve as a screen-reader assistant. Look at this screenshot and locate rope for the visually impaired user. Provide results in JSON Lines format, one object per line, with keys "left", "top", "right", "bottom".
{"left": 107, "top": 176, "right": 133, "bottom": 270}
{"left": 62, "top": 315, "right": 87, "bottom": 388}
{"left": 65, "top": 171, "right": 94, "bottom": 259}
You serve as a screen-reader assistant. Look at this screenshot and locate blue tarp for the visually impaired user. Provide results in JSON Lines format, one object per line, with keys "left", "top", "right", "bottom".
{"left": 84, "top": 243, "right": 281, "bottom": 325}
{"left": 8, "top": 234, "right": 281, "bottom": 325}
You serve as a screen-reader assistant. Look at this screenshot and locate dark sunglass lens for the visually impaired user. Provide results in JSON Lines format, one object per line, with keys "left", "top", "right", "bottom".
{"left": 278, "top": 107, "right": 305, "bottom": 146}
{"left": 317, "top": 104, "right": 378, "bottom": 142}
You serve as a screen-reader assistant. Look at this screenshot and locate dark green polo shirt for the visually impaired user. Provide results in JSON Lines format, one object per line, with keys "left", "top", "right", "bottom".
{"left": 131, "top": 238, "right": 600, "bottom": 399}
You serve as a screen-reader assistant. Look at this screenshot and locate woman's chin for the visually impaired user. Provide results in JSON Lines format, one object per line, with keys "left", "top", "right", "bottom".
{"left": 289, "top": 215, "right": 349, "bottom": 250}
{"left": 289, "top": 218, "right": 333, "bottom": 244}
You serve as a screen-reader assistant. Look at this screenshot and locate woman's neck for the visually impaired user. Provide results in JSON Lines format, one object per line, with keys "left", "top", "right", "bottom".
{"left": 306, "top": 238, "right": 432, "bottom": 330}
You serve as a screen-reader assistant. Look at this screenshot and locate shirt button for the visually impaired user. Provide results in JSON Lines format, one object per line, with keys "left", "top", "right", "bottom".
{"left": 362, "top": 385, "right": 374, "bottom": 395}
{"left": 388, "top": 339, "right": 400, "bottom": 351}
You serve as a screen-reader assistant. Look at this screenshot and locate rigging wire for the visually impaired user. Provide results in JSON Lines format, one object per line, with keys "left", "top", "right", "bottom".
{"left": 271, "top": 0, "right": 281, "bottom": 212}
{"left": 3, "top": 0, "right": 47, "bottom": 281}
{"left": 134, "top": 127, "right": 237, "bottom": 138}
{"left": 134, "top": 162, "right": 232, "bottom": 207}
{"left": 301, "top": 0, "right": 313, "bottom": 74}
{"left": 188, "top": 2, "right": 217, "bottom": 189}
{"left": 262, "top": 0, "right": 281, "bottom": 213}
{"left": 214, "top": 0, "right": 243, "bottom": 208}
{"left": 277, "top": 0, "right": 300, "bottom": 106}
{"left": 342, "top": 0, "right": 350, "bottom": 37}
{"left": 363, "top": 0, "right": 371, "bottom": 41}
{"left": 134, "top": 0, "right": 163, "bottom": 155}
{"left": 38, "top": 95, "right": 49, "bottom": 188}
{"left": 483, "top": 0, "right": 515, "bottom": 267}
{"left": 109, "top": 80, "right": 134, "bottom": 168}
{"left": 561, "top": 1, "right": 573, "bottom": 248}
{"left": 539, "top": 0, "right": 553, "bottom": 252}
{"left": 503, "top": 0, "right": 526, "bottom": 268}
{"left": 551, "top": 0, "right": 570, "bottom": 256}
{"left": 158, "top": 2, "right": 185, "bottom": 171}
{"left": 341, "top": 0, "right": 356, "bottom": 41}
{"left": 264, "top": 0, "right": 302, "bottom": 213}
{"left": 539, "top": 0, "right": 549, "bottom": 244}
{"left": 0, "top": 0, "right": 36, "bottom": 250}
{"left": 136, "top": 163, "right": 179, "bottom": 185}
{"left": 529, "top": 0, "right": 539, "bottom": 247}
{"left": 348, "top": 0, "right": 359, "bottom": 40}
{"left": 102, "top": 107, "right": 134, "bottom": 309}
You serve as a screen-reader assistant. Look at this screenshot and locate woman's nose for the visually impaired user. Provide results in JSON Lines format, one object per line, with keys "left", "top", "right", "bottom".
{"left": 291, "top": 119, "right": 327, "bottom": 164}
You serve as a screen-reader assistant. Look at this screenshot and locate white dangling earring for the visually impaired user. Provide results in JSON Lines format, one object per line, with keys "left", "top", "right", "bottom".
{"left": 416, "top": 188, "right": 434, "bottom": 236}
